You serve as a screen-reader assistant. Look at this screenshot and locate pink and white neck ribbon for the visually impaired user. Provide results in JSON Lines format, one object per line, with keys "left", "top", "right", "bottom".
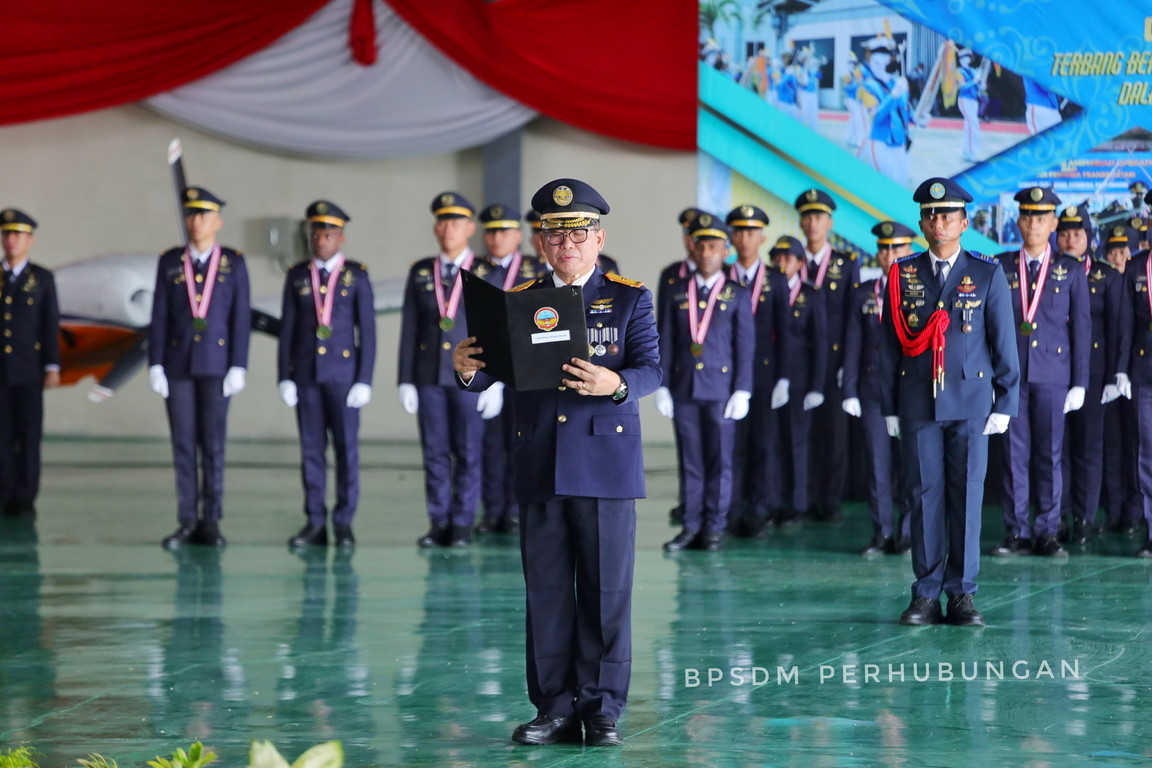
{"left": 1018, "top": 244, "right": 1050, "bottom": 328}
{"left": 310, "top": 255, "right": 345, "bottom": 330}
{"left": 434, "top": 249, "right": 474, "bottom": 325}
{"left": 874, "top": 278, "right": 885, "bottom": 323}
{"left": 730, "top": 260, "right": 766, "bottom": 316}
{"left": 800, "top": 243, "right": 832, "bottom": 288}
{"left": 182, "top": 243, "right": 221, "bottom": 323}
{"left": 788, "top": 277, "right": 802, "bottom": 307}
{"left": 501, "top": 251, "right": 523, "bottom": 291}
{"left": 687, "top": 273, "right": 727, "bottom": 349}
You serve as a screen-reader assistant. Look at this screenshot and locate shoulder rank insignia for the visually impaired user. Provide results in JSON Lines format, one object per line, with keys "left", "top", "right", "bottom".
{"left": 897, "top": 254, "right": 919, "bottom": 267}
{"left": 605, "top": 273, "right": 644, "bottom": 288}
{"left": 967, "top": 250, "right": 996, "bottom": 264}
{"left": 511, "top": 278, "right": 540, "bottom": 292}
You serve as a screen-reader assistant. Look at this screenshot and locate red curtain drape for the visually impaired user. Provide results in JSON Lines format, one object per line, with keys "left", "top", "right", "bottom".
{"left": 386, "top": 0, "right": 697, "bottom": 150}
{"left": 0, "top": 0, "right": 330, "bottom": 125}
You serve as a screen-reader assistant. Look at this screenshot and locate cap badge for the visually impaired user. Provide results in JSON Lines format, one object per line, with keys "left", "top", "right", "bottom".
{"left": 441, "top": 193, "right": 455, "bottom": 206}
{"left": 186, "top": 188, "right": 199, "bottom": 200}
{"left": 1, "top": 210, "right": 12, "bottom": 222}
{"left": 492, "top": 205, "right": 503, "bottom": 218}
{"left": 881, "top": 222, "right": 893, "bottom": 236}
{"left": 1030, "top": 187, "right": 1044, "bottom": 202}
{"left": 552, "top": 186, "right": 573, "bottom": 206}
{"left": 316, "top": 202, "right": 329, "bottom": 214}
{"left": 741, "top": 205, "right": 754, "bottom": 217}
{"left": 929, "top": 182, "right": 945, "bottom": 200}
{"left": 1063, "top": 206, "right": 1076, "bottom": 218}
{"left": 1114, "top": 225, "right": 1125, "bottom": 237}
{"left": 1132, "top": 217, "right": 1143, "bottom": 229}
{"left": 806, "top": 189, "right": 818, "bottom": 203}
{"left": 699, "top": 214, "right": 712, "bottom": 226}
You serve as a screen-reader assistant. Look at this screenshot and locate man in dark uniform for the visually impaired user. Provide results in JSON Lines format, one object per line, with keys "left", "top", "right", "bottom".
{"left": 657, "top": 214, "right": 754, "bottom": 551}
{"left": 770, "top": 235, "right": 827, "bottom": 526}
{"left": 1103, "top": 224, "right": 1142, "bottom": 535}
{"left": 454, "top": 178, "right": 660, "bottom": 747}
{"left": 1060, "top": 204, "right": 1128, "bottom": 544}
{"left": 149, "top": 187, "right": 251, "bottom": 548}
{"left": 277, "top": 201, "right": 376, "bottom": 548}
{"left": 0, "top": 209, "right": 60, "bottom": 517}
{"left": 723, "top": 205, "right": 790, "bottom": 536}
{"left": 795, "top": 189, "right": 860, "bottom": 521}
{"left": 990, "top": 187, "right": 1089, "bottom": 559}
{"left": 843, "top": 221, "right": 914, "bottom": 556}
{"left": 398, "top": 192, "right": 488, "bottom": 549}
{"left": 880, "top": 178, "right": 1019, "bottom": 627}
{"left": 472, "top": 204, "right": 538, "bottom": 535}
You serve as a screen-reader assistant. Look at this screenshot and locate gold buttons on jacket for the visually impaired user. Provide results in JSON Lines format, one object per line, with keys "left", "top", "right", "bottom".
{"left": 319, "top": 346, "right": 327, "bottom": 355}
{"left": 442, "top": 342, "right": 451, "bottom": 350}
{"left": 721, "top": 366, "right": 729, "bottom": 373}
{"left": 343, "top": 350, "right": 351, "bottom": 358}
{"left": 558, "top": 386, "right": 567, "bottom": 391}
{"left": 218, "top": 339, "right": 225, "bottom": 346}
{"left": 695, "top": 362, "right": 704, "bottom": 370}
{"left": 615, "top": 425, "right": 623, "bottom": 433}
{"left": 193, "top": 334, "right": 201, "bottom": 342}
{"left": 1031, "top": 340, "right": 1038, "bottom": 348}
{"left": 557, "top": 415, "right": 567, "bottom": 423}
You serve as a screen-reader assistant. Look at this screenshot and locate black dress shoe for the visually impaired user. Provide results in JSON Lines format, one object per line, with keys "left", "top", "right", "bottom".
{"left": 195, "top": 521, "right": 226, "bottom": 547}
{"left": 162, "top": 524, "right": 198, "bottom": 549}
{"left": 892, "top": 536, "right": 912, "bottom": 555}
{"left": 945, "top": 594, "right": 985, "bottom": 627}
{"left": 289, "top": 523, "right": 328, "bottom": 547}
{"left": 899, "top": 596, "right": 942, "bottom": 626}
{"left": 503, "top": 516, "right": 520, "bottom": 535}
{"left": 1033, "top": 535, "right": 1068, "bottom": 558}
{"left": 700, "top": 532, "right": 723, "bottom": 551}
{"left": 449, "top": 525, "right": 473, "bottom": 548}
{"left": 417, "top": 523, "right": 449, "bottom": 548}
{"left": 475, "top": 519, "right": 495, "bottom": 535}
{"left": 862, "top": 535, "right": 892, "bottom": 556}
{"left": 511, "top": 714, "right": 581, "bottom": 745}
{"left": 1068, "top": 519, "right": 1090, "bottom": 545}
{"left": 776, "top": 509, "right": 801, "bottom": 528}
{"left": 583, "top": 714, "right": 623, "bottom": 747}
{"left": 1134, "top": 541, "right": 1152, "bottom": 559}
{"left": 668, "top": 504, "right": 685, "bottom": 525}
{"left": 990, "top": 536, "right": 1031, "bottom": 557}
{"left": 333, "top": 525, "right": 355, "bottom": 547}
{"left": 663, "top": 529, "right": 699, "bottom": 552}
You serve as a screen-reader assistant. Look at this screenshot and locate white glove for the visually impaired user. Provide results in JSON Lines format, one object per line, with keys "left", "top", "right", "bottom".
{"left": 476, "top": 381, "right": 504, "bottom": 419}
{"left": 884, "top": 415, "right": 901, "bottom": 439}
{"left": 346, "top": 382, "right": 372, "bottom": 409}
{"left": 803, "top": 391, "right": 824, "bottom": 411}
{"left": 222, "top": 367, "right": 246, "bottom": 398}
{"left": 149, "top": 365, "right": 169, "bottom": 399}
{"left": 1102, "top": 383, "right": 1121, "bottom": 404}
{"left": 983, "top": 413, "right": 1010, "bottom": 435}
{"left": 770, "top": 379, "right": 790, "bottom": 409}
{"left": 1063, "top": 386, "right": 1085, "bottom": 414}
{"left": 398, "top": 383, "right": 419, "bottom": 414}
{"left": 654, "top": 387, "right": 675, "bottom": 419}
{"left": 723, "top": 390, "right": 751, "bottom": 421}
{"left": 837, "top": 367, "right": 844, "bottom": 388}
{"left": 1117, "top": 372, "right": 1133, "bottom": 400}
{"left": 279, "top": 380, "right": 298, "bottom": 407}
{"left": 842, "top": 397, "right": 862, "bottom": 418}
{"left": 891, "top": 76, "right": 909, "bottom": 98}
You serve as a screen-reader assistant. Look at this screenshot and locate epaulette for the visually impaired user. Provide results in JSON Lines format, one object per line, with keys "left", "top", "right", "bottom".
{"left": 605, "top": 273, "right": 644, "bottom": 289}
{"left": 894, "top": 253, "right": 918, "bottom": 264}
{"left": 968, "top": 250, "right": 996, "bottom": 264}
{"left": 849, "top": 252, "right": 858, "bottom": 261}
{"left": 510, "top": 278, "right": 539, "bottom": 292}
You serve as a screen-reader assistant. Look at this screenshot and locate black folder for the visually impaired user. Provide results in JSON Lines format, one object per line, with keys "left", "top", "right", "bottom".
{"left": 462, "top": 271, "right": 589, "bottom": 391}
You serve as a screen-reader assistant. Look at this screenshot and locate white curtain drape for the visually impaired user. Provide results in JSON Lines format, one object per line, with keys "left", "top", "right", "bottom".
{"left": 146, "top": 0, "right": 536, "bottom": 158}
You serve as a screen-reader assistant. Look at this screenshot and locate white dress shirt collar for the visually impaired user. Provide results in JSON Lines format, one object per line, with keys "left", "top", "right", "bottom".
{"left": 313, "top": 251, "right": 345, "bottom": 272}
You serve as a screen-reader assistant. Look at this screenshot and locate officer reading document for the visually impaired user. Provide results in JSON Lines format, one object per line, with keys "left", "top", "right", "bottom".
{"left": 454, "top": 178, "right": 660, "bottom": 747}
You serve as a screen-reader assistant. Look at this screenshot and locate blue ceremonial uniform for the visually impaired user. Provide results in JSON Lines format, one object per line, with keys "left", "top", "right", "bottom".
{"left": 997, "top": 248, "right": 1090, "bottom": 541}
{"left": 776, "top": 279, "right": 827, "bottom": 514}
{"left": 278, "top": 257, "right": 376, "bottom": 528}
{"left": 0, "top": 259, "right": 59, "bottom": 513}
{"left": 660, "top": 274, "right": 754, "bottom": 535}
{"left": 880, "top": 249, "right": 1019, "bottom": 601}
{"left": 149, "top": 245, "right": 251, "bottom": 525}
{"left": 1120, "top": 250, "right": 1152, "bottom": 545}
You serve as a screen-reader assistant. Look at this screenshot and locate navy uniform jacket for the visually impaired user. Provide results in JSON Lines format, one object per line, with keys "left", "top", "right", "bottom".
{"left": 659, "top": 276, "right": 753, "bottom": 401}
{"left": 148, "top": 247, "right": 251, "bottom": 378}
{"left": 779, "top": 281, "right": 828, "bottom": 394}
{"left": 997, "top": 250, "right": 1090, "bottom": 387}
{"left": 468, "top": 269, "right": 662, "bottom": 505}
{"left": 731, "top": 262, "right": 790, "bottom": 394}
{"left": 277, "top": 260, "right": 376, "bottom": 385}
{"left": 1080, "top": 259, "right": 1127, "bottom": 389}
{"left": 471, "top": 254, "right": 540, "bottom": 291}
{"left": 880, "top": 251, "right": 1019, "bottom": 421}
{"left": 398, "top": 256, "right": 474, "bottom": 387}
{"left": 809, "top": 248, "right": 860, "bottom": 370}
{"left": 0, "top": 264, "right": 60, "bottom": 387}
{"left": 842, "top": 278, "right": 886, "bottom": 404}
{"left": 1122, "top": 251, "right": 1152, "bottom": 385}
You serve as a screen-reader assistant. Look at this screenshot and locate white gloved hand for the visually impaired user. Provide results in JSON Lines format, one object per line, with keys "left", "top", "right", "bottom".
{"left": 149, "top": 365, "right": 169, "bottom": 399}
{"left": 884, "top": 415, "right": 901, "bottom": 439}
{"left": 842, "top": 397, "right": 862, "bottom": 418}
{"left": 837, "top": 367, "right": 844, "bottom": 388}
{"left": 398, "top": 383, "right": 419, "bottom": 414}
{"left": 1063, "top": 386, "right": 1085, "bottom": 414}
{"left": 891, "top": 76, "right": 909, "bottom": 99}
{"left": 983, "top": 412, "right": 1011, "bottom": 435}
{"left": 476, "top": 381, "right": 504, "bottom": 419}
{"left": 802, "top": 391, "right": 824, "bottom": 411}
{"left": 723, "top": 390, "right": 751, "bottom": 421}
{"left": 222, "top": 367, "right": 246, "bottom": 398}
{"left": 1102, "top": 383, "right": 1121, "bottom": 404}
{"left": 279, "top": 380, "right": 298, "bottom": 407}
{"left": 654, "top": 387, "right": 675, "bottom": 419}
{"left": 346, "top": 383, "right": 372, "bottom": 409}
{"left": 770, "top": 379, "right": 790, "bottom": 409}
{"left": 1117, "top": 372, "right": 1133, "bottom": 400}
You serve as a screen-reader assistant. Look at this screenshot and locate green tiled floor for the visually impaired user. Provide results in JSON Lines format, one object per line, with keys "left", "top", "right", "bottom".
{"left": 1, "top": 438, "right": 1150, "bottom": 766}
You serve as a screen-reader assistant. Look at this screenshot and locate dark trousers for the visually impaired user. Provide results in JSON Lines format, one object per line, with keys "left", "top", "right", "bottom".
{"left": 520, "top": 496, "right": 635, "bottom": 721}
{"left": 673, "top": 399, "right": 733, "bottom": 534}
{"left": 295, "top": 382, "right": 360, "bottom": 526}
{"left": 903, "top": 418, "right": 986, "bottom": 600}
{"left": 416, "top": 385, "right": 482, "bottom": 527}
{"left": 860, "top": 399, "right": 908, "bottom": 539}
{"left": 1000, "top": 383, "right": 1065, "bottom": 538}
{"left": 480, "top": 405, "right": 518, "bottom": 523}
{"left": 0, "top": 382, "right": 44, "bottom": 506}
{"left": 777, "top": 397, "right": 812, "bottom": 512}
{"left": 1136, "top": 385, "right": 1152, "bottom": 539}
{"left": 1063, "top": 378, "right": 1105, "bottom": 523}
{"left": 808, "top": 376, "right": 848, "bottom": 511}
{"left": 731, "top": 393, "right": 779, "bottom": 516}
{"left": 165, "top": 376, "right": 228, "bottom": 523}
{"left": 1103, "top": 396, "right": 1142, "bottom": 525}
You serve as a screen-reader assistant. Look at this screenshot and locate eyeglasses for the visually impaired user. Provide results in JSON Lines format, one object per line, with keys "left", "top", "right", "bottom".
{"left": 543, "top": 229, "right": 591, "bottom": 246}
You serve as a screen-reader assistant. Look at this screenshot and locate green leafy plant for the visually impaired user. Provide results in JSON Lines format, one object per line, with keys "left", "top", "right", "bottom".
{"left": 247, "top": 741, "right": 343, "bottom": 768}
{"left": 147, "top": 742, "right": 218, "bottom": 768}
{"left": 0, "top": 747, "right": 39, "bottom": 768}
{"left": 75, "top": 756, "right": 118, "bottom": 768}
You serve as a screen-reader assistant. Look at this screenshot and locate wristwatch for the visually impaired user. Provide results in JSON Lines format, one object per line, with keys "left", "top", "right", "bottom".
{"left": 611, "top": 377, "right": 628, "bottom": 402}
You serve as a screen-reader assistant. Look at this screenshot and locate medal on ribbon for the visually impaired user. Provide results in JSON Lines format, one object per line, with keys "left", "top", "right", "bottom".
{"left": 183, "top": 244, "right": 221, "bottom": 333}
{"left": 687, "top": 273, "right": 727, "bottom": 360}
{"left": 310, "top": 255, "right": 345, "bottom": 341}
{"left": 1017, "top": 246, "right": 1050, "bottom": 338}
{"left": 434, "top": 251, "right": 473, "bottom": 333}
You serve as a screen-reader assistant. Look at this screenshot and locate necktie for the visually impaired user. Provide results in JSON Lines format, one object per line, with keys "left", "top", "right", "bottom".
{"left": 1028, "top": 259, "right": 1040, "bottom": 286}
{"left": 935, "top": 260, "right": 948, "bottom": 287}
{"left": 444, "top": 264, "right": 457, "bottom": 282}
{"left": 319, "top": 268, "right": 329, "bottom": 284}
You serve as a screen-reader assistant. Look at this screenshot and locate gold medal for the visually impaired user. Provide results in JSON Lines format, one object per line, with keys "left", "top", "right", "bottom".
{"left": 192, "top": 317, "right": 207, "bottom": 331}
{"left": 439, "top": 317, "right": 455, "bottom": 332}
{"left": 317, "top": 325, "right": 332, "bottom": 340}
{"left": 690, "top": 342, "right": 704, "bottom": 357}
{"left": 1020, "top": 321, "right": 1033, "bottom": 336}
